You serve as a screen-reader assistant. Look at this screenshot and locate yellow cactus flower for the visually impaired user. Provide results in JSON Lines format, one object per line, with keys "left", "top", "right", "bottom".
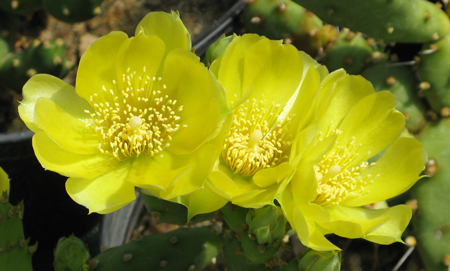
{"left": 18, "top": 11, "right": 230, "bottom": 214}
{"left": 279, "top": 71, "right": 427, "bottom": 251}
{"left": 184, "top": 34, "right": 332, "bottom": 217}
{"left": 0, "top": 167, "right": 9, "bottom": 196}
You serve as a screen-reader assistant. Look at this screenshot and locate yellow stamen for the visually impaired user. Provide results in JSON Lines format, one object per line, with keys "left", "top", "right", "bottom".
{"left": 85, "top": 67, "right": 184, "bottom": 160}
{"left": 222, "top": 97, "right": 292, "bottom": 176}
{"left": 314, "top": 132, "right": 375, "bottom": 207}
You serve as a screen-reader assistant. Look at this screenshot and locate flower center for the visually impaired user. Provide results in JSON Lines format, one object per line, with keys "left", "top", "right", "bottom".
{"left": 222, "top": 97, "right": 291, "bottom": 176}
{"left": 313, "top": 131, "right": 375, "bottom": 207}
{"left": 86, "top": 67, "right": 184, "bottom": 160}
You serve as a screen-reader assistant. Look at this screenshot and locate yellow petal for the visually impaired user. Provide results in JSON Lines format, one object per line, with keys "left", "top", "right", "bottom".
{"left": 215, "top": 34, "right": 265, "bottom": 104}
{"left": 135, "top": 11, "right": 191, "bottom": 53}
{"left": 279, "top": 188, "right": 310, "bottom": 244}
{"left": 336, "top": 91, "right": 405, "bottom": 165}
{"left": 253, "top": 162, "right": 295, "bottom": 188}
{"left": 161, "top": 48, "right": 230, "bottom": 155}
{"left": 346, "top": 137, "right": 427, "bottom": 207}
{"left": 76, "top": 31, "right": 128, "bottom": 104}
{"left": 0, "top": 168, "right": 9, "bottom": 196}
{"left": 240, "top": 38, "right": 304, "bottom": 106}
{"left": 317, "top": 74, "right": 374, "bottom": 133}
{"left": 320, "top": 205, "right": 390, "bottom": 239}
{"left": 66, "top": 160, "right": 136, "bottom": 214}
{"left": 186, "top": 185, "right": 228, "bottom": 221}
{"left": 33, "top": 131, "right": 119, "bottom": 179}
{"left": 115, "top": 34, "right": 165, "bottom": 86}
{"left": 34, "top": 98, "right": 99, "bottom": 154}
{"left": 364, "top": 205, "right": 412, "bottom": 244}
{"left": 307, "top": 222, "right": 341, "bottom": 251}
{"left": 127, "top": 154, "right": 191, "bottom": 193}
{"left": 325, "top": 205, "right": 411, "bottom": 245}
{"left": 19, "top": 74, "right": 93, "bottom": 133}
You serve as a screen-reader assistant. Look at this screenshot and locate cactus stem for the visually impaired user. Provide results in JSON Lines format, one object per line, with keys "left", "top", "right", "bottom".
{"left": 387, "top": 27, "right": 394, "bottom": 34}
{"left": 425, "top": 13, "right": 432, "bottom": 20}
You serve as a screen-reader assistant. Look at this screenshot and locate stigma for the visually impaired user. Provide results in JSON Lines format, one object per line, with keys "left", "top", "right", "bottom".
{"left": 85, "top": 67, "right": 184, "bottom": 160}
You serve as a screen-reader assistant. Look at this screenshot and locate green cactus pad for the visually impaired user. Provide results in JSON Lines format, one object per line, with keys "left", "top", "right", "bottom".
{"left": 138, "top": 189, "right": 216, "bottom": 226}
{"left": 223, "top": 233, "right": 280, "bottom": 271}
{"left": 0, "top": 38, "right": 73, "bottom": 92}
{"left": 292, "top": 0, "right": 450, "bottom": 43}
{"left": 91, "top": 226, "right": 222, "bottom": 271}
{"left": 0, "top": 0, "right": 43, "bottom": 16}
{"left": 362, "top": 63, "right": 427, "bottom": 133}
{"left": 325, "top": 30, "right": 373, "bottom": 74}
{"left": 413, "top": 119, "right": 450, "bottom": 271}
{"left": 54, "top": 235, "right": 90, "bottom": 271}
{"left": 44, "top": 0, "right": 104, "bottom": 23}
{"left": 417, "top": 34, "right": 450, "bottom": 113}
{"left": 0, "top": 193, "right": 34, "bottom": 271}
{"left": 243, "top": 0, "right": 336, "bottom": 57}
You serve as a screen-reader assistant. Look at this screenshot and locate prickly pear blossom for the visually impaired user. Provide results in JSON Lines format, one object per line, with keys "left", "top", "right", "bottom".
{"left": 184, "top": 34, "right": 330, "bottom": 218}
{"left": 18, "top": 11, "right": 230, "bottom": 214}
{"left": 279, "top": 70, "right": 427, "bottom": 251}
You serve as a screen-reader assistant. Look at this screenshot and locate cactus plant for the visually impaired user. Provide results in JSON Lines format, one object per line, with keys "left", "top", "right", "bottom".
{"left": 417, "top": 34, "right": 450, "bottom": 113}
{"left": 412, "top": 119, "right": 450, "bottom": 271}
{"left": 362, "top": 63, "right": 427, "bottom": 133}
{"left": 44, "top": 0, "right": 104, "bottom": 23}
{"left": 0, "top": 0, "right": 43, "bottom": 17}
{"left": 243, "top": 0, "right": 336, "bottom": 57}
{"left": 0, "top": 38, "right": 73, "bottom": 92}
{"left": 0, "top": 192, "right": 36, "bottom": 271}
{"left": 291, "top": 0, "right": 450, "bottom": 43}
{"left": 90, "top": 226, "right": 222, "bottom": 271}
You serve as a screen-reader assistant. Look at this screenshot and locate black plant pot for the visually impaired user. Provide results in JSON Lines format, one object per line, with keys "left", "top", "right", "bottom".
{"left": 0, "top": 130, "right": 101, "bottom": 271}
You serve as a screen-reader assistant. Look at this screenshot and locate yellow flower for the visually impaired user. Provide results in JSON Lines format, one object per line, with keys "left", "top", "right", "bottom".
{"left": 18, "top": 11, "right": 230, "bottom": 214}
{"left": 0, "top": 167, "right": 9, "bottom": 197}
{"left": 183, "top": 34, "right": 331, "bottom": 218}
{"left": 279, "top": 71, "right": 427, "bottom": 251}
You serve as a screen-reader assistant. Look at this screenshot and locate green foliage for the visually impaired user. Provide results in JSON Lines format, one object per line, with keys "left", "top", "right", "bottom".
{"left": 413, "top": 119, "right": 450, "bottom": 271}
{"left": 0, "top": 38, "right": 73, "bottom": 92}
{"left": 221, "top": 203, "right": 286, "bottom": 268}
{"left": 91, "top": 226, "right": 222, "bottom": 271}
{"left": 297, "top": 248, "right": 341, "bottom": 271}
{"left": 0, "top": 192, "right": 35, "bottom": 271}
{"left": 44, "top": 0, "right": 103, "bottom": 23}
{"left": 324, "top": 30, "right": 374, "bottom": 74}
{"left": 292, "top": 0, "right": 450, "bottom": 43}
{"left": 54, "top": 235, "right": 90, "bottom": 271}
{"left": 417, "top": 35, "right": 450, "bottom": 113}
{"left": 138, "top": 189, "right": 216, "bottom": 226}
{"left": 0, "top": 0, "right": 42, "bottom": 16}
{"left": 243, "top": 0, "right": 336, "bottom": 57}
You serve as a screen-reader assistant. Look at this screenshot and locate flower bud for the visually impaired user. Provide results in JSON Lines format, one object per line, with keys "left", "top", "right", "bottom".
{"left": 297, "top": 248, "right": 341, "bottom": 271}
{"left": 203, "top": 34, "right": 236, "bottom": 67}
{"left": 54, "top": 235, "right": 90, "bottom": 271}
{"left": 246, "top": 205, "right": 287, "bottom": 245}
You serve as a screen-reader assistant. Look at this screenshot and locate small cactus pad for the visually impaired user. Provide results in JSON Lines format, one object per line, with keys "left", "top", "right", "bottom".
{"left": 413, "top": 119, "right": 450, "bottom": 271}
{"left": 292, "top": 0, "right": 450, "bottom": 43}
